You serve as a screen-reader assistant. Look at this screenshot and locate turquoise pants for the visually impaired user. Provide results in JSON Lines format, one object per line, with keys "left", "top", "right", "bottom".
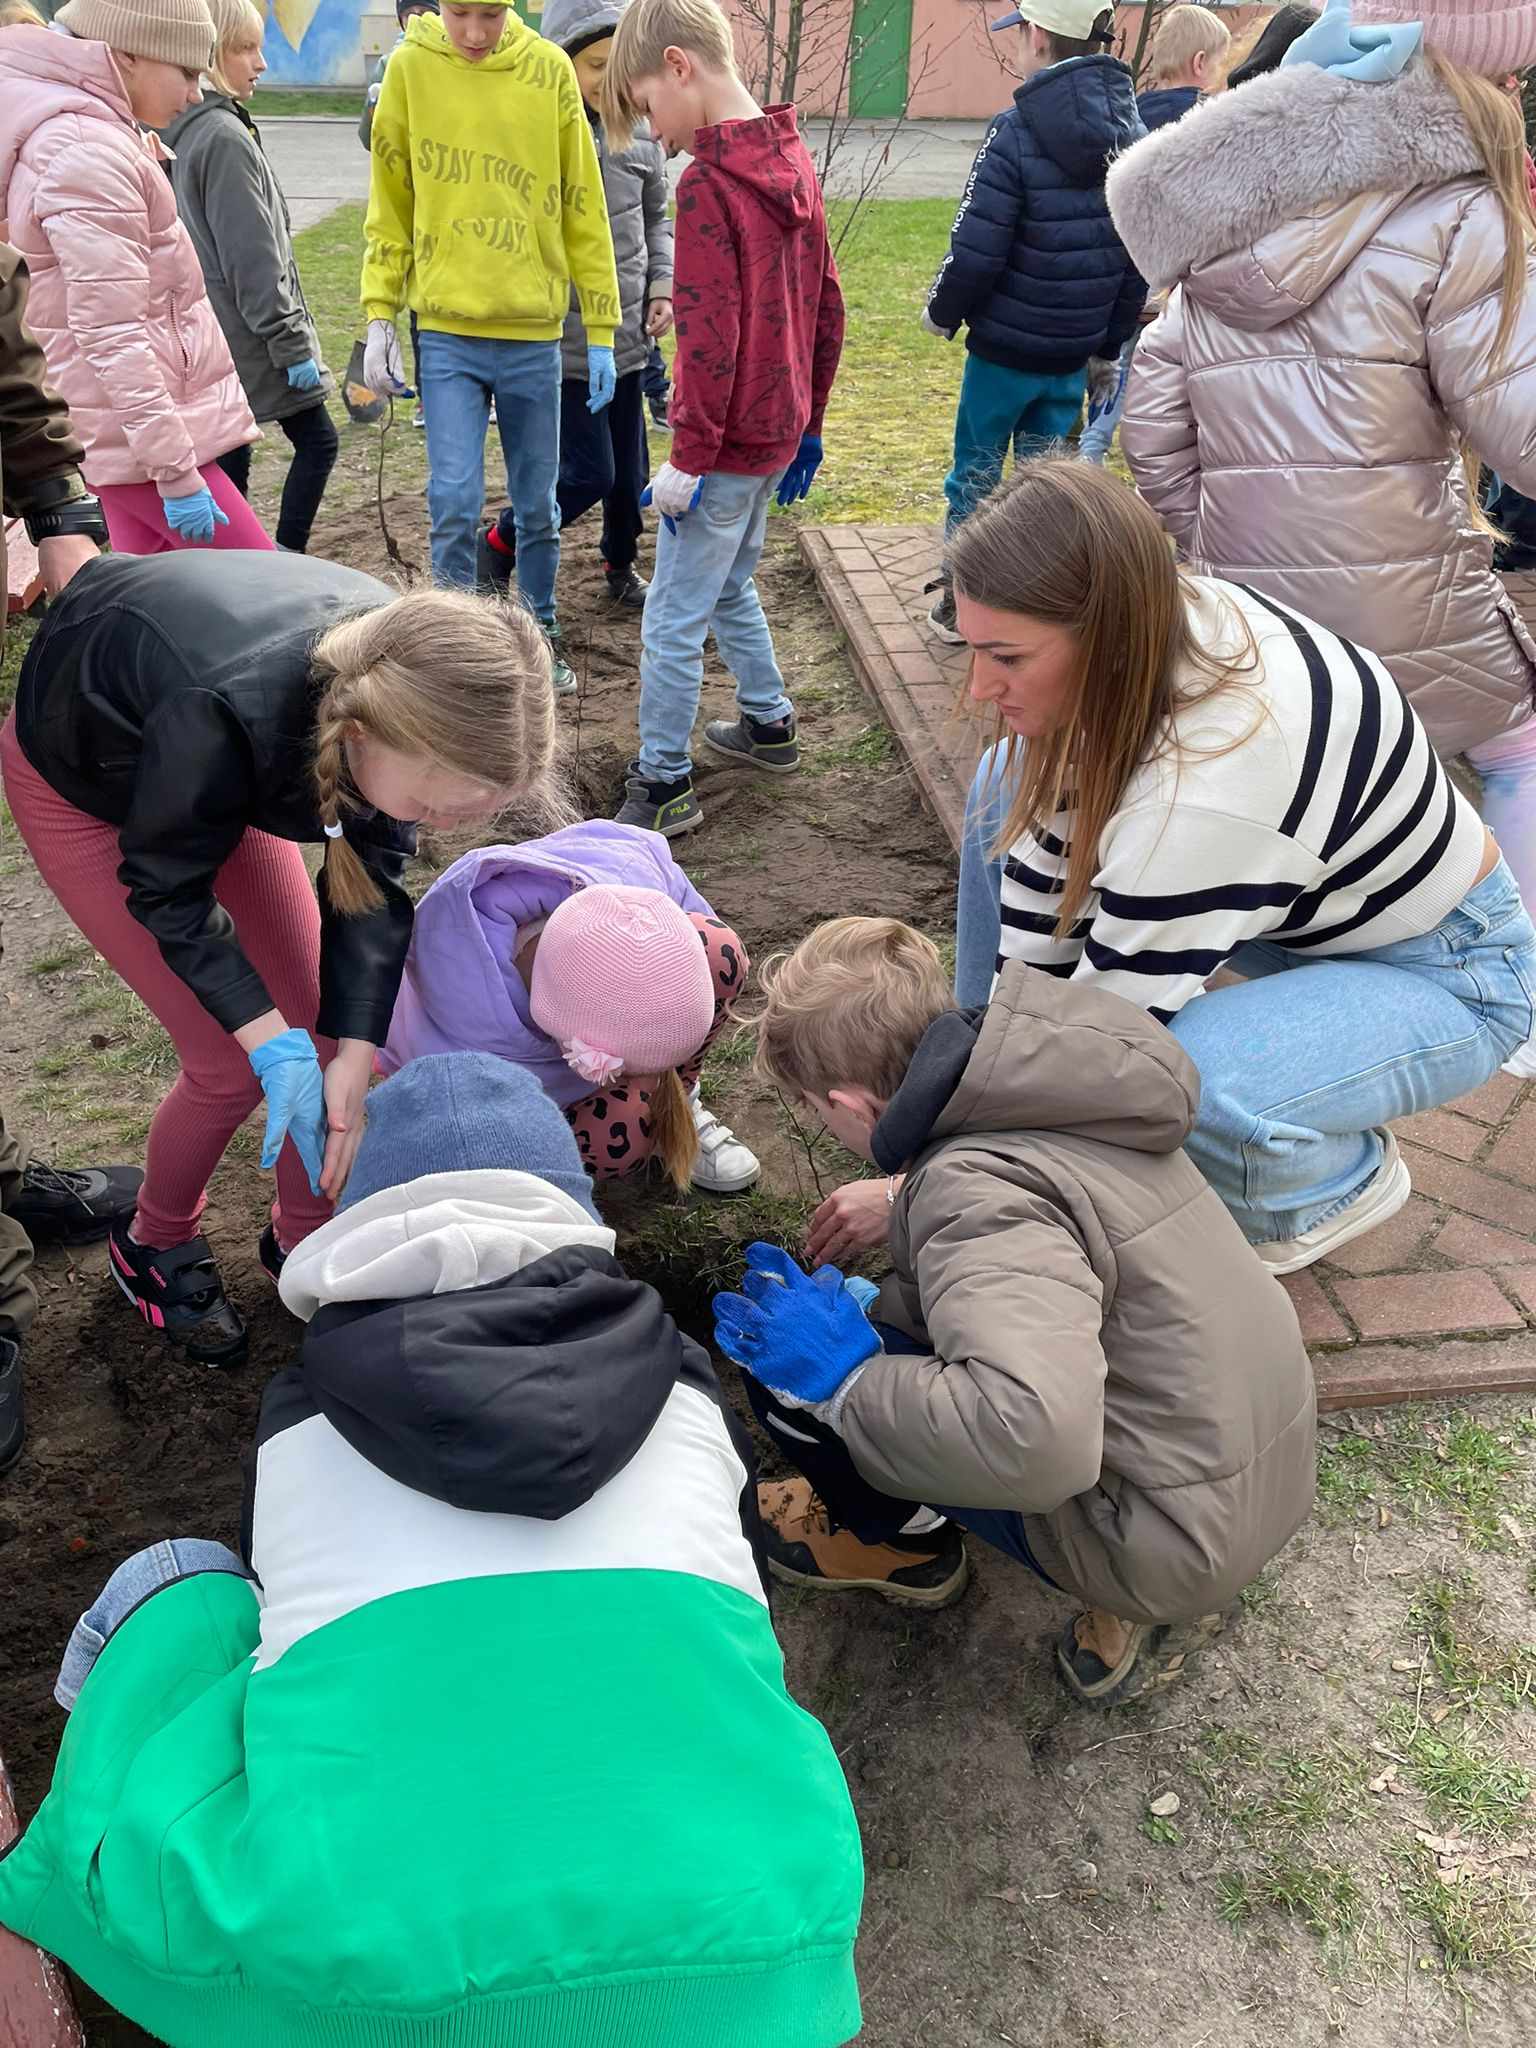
{"left": 943, "top": 353, "right": 1086, "bottom": 535}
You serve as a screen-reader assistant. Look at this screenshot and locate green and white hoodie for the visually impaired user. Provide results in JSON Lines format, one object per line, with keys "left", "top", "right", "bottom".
{"left": 0, "top": 1171, "right": 864, "bottom": 2047}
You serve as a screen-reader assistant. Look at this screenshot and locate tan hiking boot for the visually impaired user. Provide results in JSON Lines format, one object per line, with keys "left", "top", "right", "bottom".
{"left": 758, "top": 1479, "right": 969, "bottom": 1608}
{"left": 1057, "top": 1607, "right": 1229, "bottom": 1707}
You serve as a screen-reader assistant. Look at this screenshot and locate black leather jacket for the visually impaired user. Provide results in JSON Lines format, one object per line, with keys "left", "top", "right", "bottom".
{"left": 16, "top": 551, "right": 417, "bottom": 1044}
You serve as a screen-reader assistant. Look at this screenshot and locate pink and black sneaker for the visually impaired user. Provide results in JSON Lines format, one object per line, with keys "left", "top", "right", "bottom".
{"left": 107, "top": 1220, "right": 248, "bottom": 1369}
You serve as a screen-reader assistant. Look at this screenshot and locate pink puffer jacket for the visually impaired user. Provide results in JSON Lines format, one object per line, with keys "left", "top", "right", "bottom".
{"left": 0, "top": 32, "right": 255, "bottom": 493}
{"left": 1108, "top": 58, "right": 1536, "bottom": 759}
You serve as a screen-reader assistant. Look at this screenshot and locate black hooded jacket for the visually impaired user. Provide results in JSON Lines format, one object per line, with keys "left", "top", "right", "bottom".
{"left": 15, "top": 551, "right": 416, "bottom": 1043}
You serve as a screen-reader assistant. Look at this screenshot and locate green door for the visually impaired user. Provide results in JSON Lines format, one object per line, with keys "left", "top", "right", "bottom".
{"left": 848, "top": 0, "right": 912, "bottom": 118}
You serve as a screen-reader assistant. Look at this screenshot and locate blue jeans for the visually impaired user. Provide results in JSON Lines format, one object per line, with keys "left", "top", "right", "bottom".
{"left": 955, "top": 744, "right": 1536, "bottom": 1242}
{"left": 55, "top": 1538, "right": 248, "bottom": 1710}
{"left": 637, "top": 469, "right": 794, "bottom": 783}
{"left": 1077, "top": 335, "right": 1135, "bottom": 465}
{"left": 418, "top": 331, "right": 561, "bottom": 616}
{"left": 944, "top": 354, "right": 1088, "bottom": 535}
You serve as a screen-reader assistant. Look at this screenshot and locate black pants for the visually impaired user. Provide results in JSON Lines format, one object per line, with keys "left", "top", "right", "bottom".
{"left": 216, "top": 401, "right": 339, "bottom": 552}
{"left": 641, "top": 339, "right": 670, "bottom": 406}
{"left": 493, "top": 370, "right": 648, "bottom": 572}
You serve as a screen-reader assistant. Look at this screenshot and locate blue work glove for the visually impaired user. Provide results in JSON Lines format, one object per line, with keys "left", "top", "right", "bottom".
{"left": 776, "top": 433, "right": 823, "bottom": 507}
{"left": 713, "top": 1241, "right": 882, "bottom": 1425}
{"left": 641, "top": 463, "right": 704, "bottom": 536}
{"left": 586, "top": 344, "right": 617, "bottom": 413}
{"left": 286, "top": 356, "right": 324, "bottom": 392}
{"left": 248, "top": 1028, "right": 327, "bottom": 1197}
{"left": 160, "top": 486, "right": 230, "bottom": 546}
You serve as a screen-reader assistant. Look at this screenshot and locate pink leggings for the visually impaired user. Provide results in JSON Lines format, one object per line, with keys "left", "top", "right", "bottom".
{"left": 1, "top": 719, "right": 333, "bottom": 1251}
{"left": 95, "top": 460, "right": 274, "bottom": 555}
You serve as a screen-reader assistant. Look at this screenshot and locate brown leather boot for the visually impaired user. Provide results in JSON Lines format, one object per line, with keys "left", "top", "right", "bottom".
{"left": 1057, "top": 1608, "right": 1228, "bottom": 1707}
{"left": 758, "top": 1479, "right": 969, "bottom": 1608}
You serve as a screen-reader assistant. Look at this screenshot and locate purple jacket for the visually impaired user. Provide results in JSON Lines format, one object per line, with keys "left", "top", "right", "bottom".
{"left": 381, "top": 822, "right": 712, "bottom": 1108}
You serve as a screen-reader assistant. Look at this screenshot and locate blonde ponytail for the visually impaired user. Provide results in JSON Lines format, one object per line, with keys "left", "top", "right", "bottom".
{"left": 1429, "top": 51, "right": 1536, "bottom": 366}
{"left": 648, "top": 1067, "right": 699, "bottom": 1190}
{"left": 310, "top": 586, "right": 567, "bottom": 918}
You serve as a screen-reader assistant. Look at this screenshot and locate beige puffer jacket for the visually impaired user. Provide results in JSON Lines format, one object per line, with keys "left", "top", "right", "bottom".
{"left": 1107, "top": 59, "right": 1536, "bottom": 758}
{"left": 846, "top": 966, "right": 1316, "bottom": 1626}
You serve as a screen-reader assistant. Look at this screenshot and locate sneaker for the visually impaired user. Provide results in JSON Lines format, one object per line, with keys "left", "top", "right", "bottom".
{"left": 1252, "top": 1129, "right": 1411, "bottom": 1275}
{"left": 107, "top": 1220, "right": 248, "bottom": 1369}
{"left": 1502, "top": 1037, "right": 1536, "bottom": 1079}
{"left": 478, "top": 521, "right": 515, "bottom": 593}
{"left": 411, "top": 405, "right": 425, "bottom": 430}
{"left": 701, "top": 711, "right": 800, "bottom": 775}
{"left": 925, "top": 574, "right": 964, "bottom": 646}
{"left": 0, "top": 1336, "right": 23, "bottom": 1474}
{"left": 545, "top": 621, "right": 577, "bottom": 699}
{"left": 647, "top": 394, "right": 671, "bottom": 431}
{"left": 758, "top": 1478, "right": 969, "bottom": 1608}
{"left": 603, "top": 560, "right": 649, "bottom": 609}
{"left": 615, "top": 766, "right": 703, "bottom": 838}
{"left": 1057, "top": 1608, "right": 1227, "bottom": 1708}
{"left": 258, "top": 1222, "right": 286, "bottom": 1286}
{"left": 690, "top": 1093, "right": 761, "bottom": 1193}
{"left": 9, "top": 1159, "right": 144, "bottom": 1245}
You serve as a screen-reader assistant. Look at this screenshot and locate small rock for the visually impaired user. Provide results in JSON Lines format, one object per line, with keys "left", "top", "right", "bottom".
{"left": 1070, "top": 1858, "right": 1098, "bottom": 1886}
{"left": 860, "top": 1758, "right": 884, "bottom": 1783}
{"left": 1148, "top": 1791, "right": 1181, "bottom": 1819}
{"left": 883, "top": 1850, "right": 902, "bottom": 1871}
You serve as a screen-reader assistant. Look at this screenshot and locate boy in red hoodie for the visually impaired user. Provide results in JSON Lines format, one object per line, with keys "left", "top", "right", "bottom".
{"left": 602, "top": 0, "right": 845, "bottom": 837}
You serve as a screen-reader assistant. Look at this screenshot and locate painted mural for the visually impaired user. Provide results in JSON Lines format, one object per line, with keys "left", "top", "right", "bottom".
{"left": 260, "top": 0, "right": 542, "bottom": 84}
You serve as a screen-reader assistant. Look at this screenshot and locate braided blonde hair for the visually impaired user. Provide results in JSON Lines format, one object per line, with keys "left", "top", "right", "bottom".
{"left": 309, "top": 589, "right": 562, "bottom": 916}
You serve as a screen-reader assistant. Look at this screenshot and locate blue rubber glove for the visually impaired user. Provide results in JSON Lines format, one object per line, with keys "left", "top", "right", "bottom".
{"left": 776, "top": 433, "right": 823, "bottom": 507}
{"left": 286, "top": 357, "right": 324, "bottom": 392}
{"left": 713, "top": 1241, "right": 882, "bottom": 1421}
{"left": 248, "top": 1028, "right": 327, "bottom": 1197}
{"left": 586, "top": 344, "right": 617, "bottom": 413}
{"left": 161, "top": 487, "right": 229, "bottom": 546}
{"left": 844, "top": 1275, "right": 880, "bottom": 1314}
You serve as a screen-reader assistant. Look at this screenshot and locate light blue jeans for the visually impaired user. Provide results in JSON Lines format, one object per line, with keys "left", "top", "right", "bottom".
{"left": 955, "top": 744, "right": 1536, "bottom": 1244}
{"left": 418, "top": 331, "right": 561, "bottom": 617}
{"left": 1077, "top": 335, "right": 1135, "bottom": 465}
{"left": 55, "top": 1537, "right": 247, "bottom": 1710}
{"left": 636, "top": 469, "right": 794, "bottom": 784}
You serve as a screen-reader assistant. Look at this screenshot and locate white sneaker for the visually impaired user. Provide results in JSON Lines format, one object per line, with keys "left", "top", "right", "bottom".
{"left": 1501, "top": 1039, "right": 1536, "bottom": 1079}
{"left": 690, "top": 1095, "right": 761, "bottom": 1194}
{"left": 1252, "top": 1130, "right": 1411, "bottom": 1276}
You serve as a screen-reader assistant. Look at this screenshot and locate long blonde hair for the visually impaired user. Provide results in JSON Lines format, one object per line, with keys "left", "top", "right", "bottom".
{"left": 949, "top": 459, "right": 1256, "bottom": 936}
{"left": 309, "top": 589, "right": 562, "bottom": 915}
{"left": 1430, "top": 50, "right": 1536, "bottom": 364}
{"left": 647, "top": 1067, "right": 698, "bottom": 1189}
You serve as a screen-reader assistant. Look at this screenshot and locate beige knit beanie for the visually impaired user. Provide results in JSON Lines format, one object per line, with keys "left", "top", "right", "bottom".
{"left": 56, "top": 0, "right": 216, "bottom": 71}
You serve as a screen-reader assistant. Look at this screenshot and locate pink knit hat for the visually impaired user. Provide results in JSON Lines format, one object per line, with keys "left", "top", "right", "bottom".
{"left": 529, "top": 886, "right": 716, "bottom": 1086}
{"left": 1352, "top": 0, "right": 1536, "bottom": 74}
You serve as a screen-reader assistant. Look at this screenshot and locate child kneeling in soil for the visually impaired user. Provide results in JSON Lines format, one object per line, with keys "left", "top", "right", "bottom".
{"left": 0, "top": 1054, "right": 864, "bottom": 2048}
{"left": 382, "top": 822, "right": 760, "bottom": 1192}
{"left": 714, "top": 917, "right": 1317, "bottom": 1706}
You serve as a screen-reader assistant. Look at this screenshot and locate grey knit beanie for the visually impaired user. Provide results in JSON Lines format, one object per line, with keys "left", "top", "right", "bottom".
{"left": 56, "top": 0, "right": 216, "bottom": 71}
{"left": 540, "top": 0, "right": 624, "bottom": 53}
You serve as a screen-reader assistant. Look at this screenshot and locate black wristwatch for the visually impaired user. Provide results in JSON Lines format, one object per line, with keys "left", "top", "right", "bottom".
{"left": 22, "top": 474, "right": 110, "bottom": 551}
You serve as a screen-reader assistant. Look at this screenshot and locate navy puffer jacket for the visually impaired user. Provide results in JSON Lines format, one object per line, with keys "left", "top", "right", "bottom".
{"left": 927, "top": 55, "right": 1146, "bottom": 374}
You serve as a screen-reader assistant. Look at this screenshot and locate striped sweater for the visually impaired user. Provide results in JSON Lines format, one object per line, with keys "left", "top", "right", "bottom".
{"left": 996, "top": 578, "right": 1488, "bottom": 1021}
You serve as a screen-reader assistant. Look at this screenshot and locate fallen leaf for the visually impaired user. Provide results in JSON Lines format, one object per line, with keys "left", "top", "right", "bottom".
{"left": 1378, "top": 1506, "right": 1393, "bottom": 1529}
{"left": 1391, "top": 1658, "right": 1420, "bottom": 1673}
{"left": 1368, "top": 1765, "right": 1398, "bottom": 1795}
{"left": 1148, "top": 1792, "right": 1181, "bottom": 1818}
{"left": 1500, "top": 1514, "right": 1525, "bottom": 1549}
{"left": 1429, "top": 1703, "right": 1455, "bottom": 1726}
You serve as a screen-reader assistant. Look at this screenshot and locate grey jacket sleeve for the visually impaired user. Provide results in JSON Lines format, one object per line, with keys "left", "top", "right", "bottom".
{"left": 641, "top": 145, "right": 674, "bottom": 299}
{"left": 1428, "top": 186, "right": 1536, "bottom": 498}
{"left": 1119, "top": 289, "right": 1201, "bottom": 553}
{"left": 358, "top": 54, "right": 386, "bottom": 148}
{"left": 842, "top": 1152, "right": 1109, "bottom": 1514}
{"left": 193, "top": 128, "right": 313, "bottom": 372}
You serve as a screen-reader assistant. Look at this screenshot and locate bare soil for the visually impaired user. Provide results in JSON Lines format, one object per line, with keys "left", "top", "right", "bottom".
{"left": 2, "top": 479, "right": 1534, "bottom": 2046}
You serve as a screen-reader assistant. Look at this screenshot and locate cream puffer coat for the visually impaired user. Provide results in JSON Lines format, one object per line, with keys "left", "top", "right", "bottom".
{"left": 1107, "top": 58, "right": 1536, "bottom": 758}
{"left": 0, "top": 32, "right": 255, "bottom": 494}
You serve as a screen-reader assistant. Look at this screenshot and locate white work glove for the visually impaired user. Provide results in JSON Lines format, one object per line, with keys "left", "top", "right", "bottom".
{"left": 649, "top": 461, "right": 704, "bottom": 519}
{"left": 362, "top": 317, "right": 409, "bottom": 397}
{"left": 920, "top": 308, "right": 955, "bottom": 340}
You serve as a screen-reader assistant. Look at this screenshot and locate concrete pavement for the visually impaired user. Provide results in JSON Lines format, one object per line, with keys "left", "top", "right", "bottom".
{"left": 265, "top": 114, "right": 988, "bottom": 231}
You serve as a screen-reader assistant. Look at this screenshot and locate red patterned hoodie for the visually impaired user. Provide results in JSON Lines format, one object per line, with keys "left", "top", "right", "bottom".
{"left": 670, "top": 104, "right": 845, "bottom": 477}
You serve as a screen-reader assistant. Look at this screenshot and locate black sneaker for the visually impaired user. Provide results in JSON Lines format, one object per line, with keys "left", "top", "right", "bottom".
{"left": 647, "top": 394, "right": 670, "bottom": 430}
{"left": 477, "top": 523, "right": 515, "bottom": 594}
{"left": 0, "top": 1336, "right": 23, "bottom": 1474}
{"left": 758, "top": 1480, "right": 969, "bottom": 1608}
{"left": 9, "top": 1160, "right": 144, "bottom": 1245}
{"left": 615, "top": 765, "right": 703, "bottom": 838}
{"left": 107, "top": 1220, "right": 248, "bottom": 1369}
{"left": 701, "top": 711, "right": 800, "bottom": 775}
{"left": 258, "top": 1223, "right": 286, "bottom": 1287}
{"left": 603, "top": 561, "right": 648, "bottom": 609}
{"left": 925, "top": 575, "right": 964, "bottom": 646}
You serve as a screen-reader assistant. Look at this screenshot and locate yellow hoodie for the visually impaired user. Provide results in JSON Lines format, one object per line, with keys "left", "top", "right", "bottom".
{"left": 361, "top": 12, "right": 619, "bottom": 346}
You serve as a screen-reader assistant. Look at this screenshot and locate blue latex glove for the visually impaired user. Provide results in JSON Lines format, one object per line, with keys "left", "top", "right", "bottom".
{"left": 844, "top": 1275, "right": 880, "bottom": 1314}
{"left": 640, "top": 468, "right": 705, "bottom": 536}
{"left": 713, "top": 1241, "right": 882, "bottom": 1414}
{"left": 248, "top": 1028, "right": 327, "bottom": 1197}
{"left": 161, "top": 487, "right": 229, "bottom": 546}
{"left": 286, "top": 357, "right": 324, "bottom": 392}
{"left": 587, "top": 344, "right": 617, "bottom": 413}
{"left": 776, "top": 433, "right": 823, "bottom": 507}
{"left": 1280, "top": 0, "right": 1421, "bottom": 78}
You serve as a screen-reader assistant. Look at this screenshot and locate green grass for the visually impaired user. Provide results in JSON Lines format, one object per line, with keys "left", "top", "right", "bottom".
{"left": 1398, "top": 1848, "right": 1536, "bottom": 1980}
{"left": 1315, "top": 1413, "right": 1536, "bottom": 1550}
{"left": 251, "top": 89, "right": 364, "bottom": 118}
{"left": 287, "top": 197, "right": 961, "bottom": 526}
